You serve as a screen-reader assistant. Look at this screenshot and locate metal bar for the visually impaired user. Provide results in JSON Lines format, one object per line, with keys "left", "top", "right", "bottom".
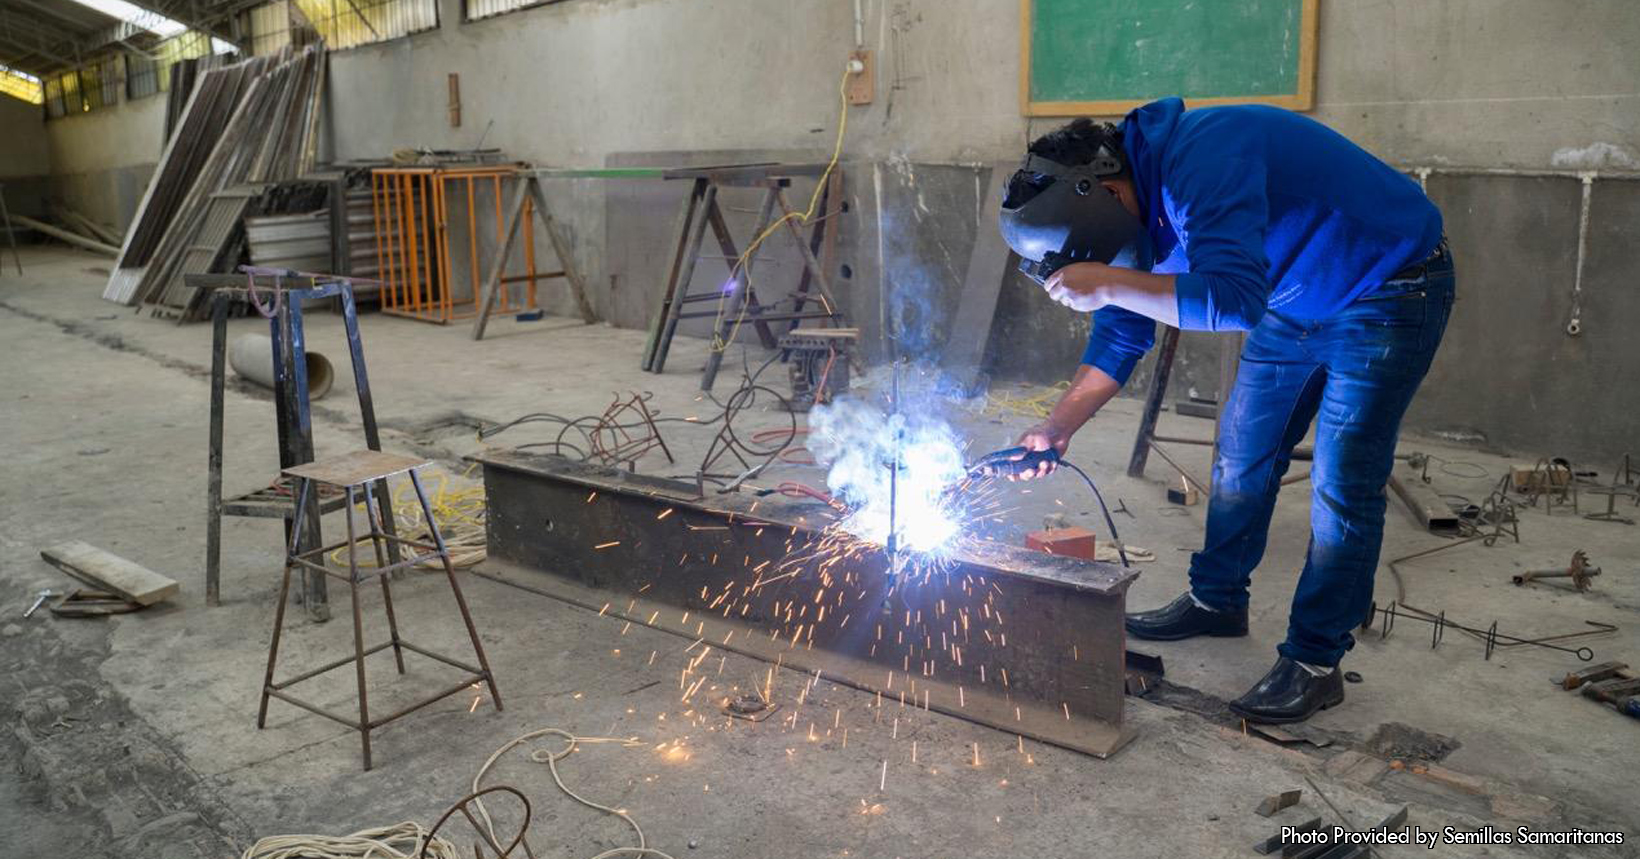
{"left": 265, "top": 688, "right": 360, "bottom": 729}
{"left": 397, "top": 640, "right": 484, "bottom": 676}
{"left": 285, "top": 299, "right": 327, "bottom": 618}
{"left": 339, "top": 282, "right": 402, "bottom": 566}
{"left": 271, "top": 641, "right": 394, "bottom": 689}
{"left": 434, "top": 173, "right": 452, "bottom": 323}
{"left": 8, "top": 213, "right": 118, "bottom": 255}
{"left": 643, "top": 177, "right": 707, "bottom": 369}
{"left": 366, "top": 676, "right": 483, "bottom": 728}
{"left": 288, "top": 552, "right": 444, "bottom": 580}
{"left": 522, "top": 184, "right": 538, "bottom": 312}
{"left": 470, "top": 177, "right": 531, "bottom": 340}
{"left": 1127, "top": 326, "right": 1179, "bottom": 478}
{"left": 0, "top": 183, "right": 23, "bottom": 276}
{"left": 347, "top": 485, "right": 373, "bottom": 768}
{"left": 1387, "top": 468, "right": 1461, "bottom": 534}
{"left": 361, "top": 479, "right": 406, "bottom": 673}
{"left": 676, "top": 311, "right": 836, "bottom": 323}
{"left": 651, "top": 183, "right": 718, "bottom": 375}
{"left": 413, "top": 467, "right": 503, "bottom": 712}
{"left": 706, "top": 184, "right": 781, "bottom": 351}
{"left": 205, "top": 295, "right": 227, "bottom": 607}
{"left": 467, "top": 176, "right": 480, "bottom": 315}
{"left": 476, "top": 451, "right": 1139, "bottom": 757}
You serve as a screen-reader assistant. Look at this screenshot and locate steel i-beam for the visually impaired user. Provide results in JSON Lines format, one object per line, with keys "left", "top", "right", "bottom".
{"left": 477, "top": 451, "right": 1141, "bottom": 757}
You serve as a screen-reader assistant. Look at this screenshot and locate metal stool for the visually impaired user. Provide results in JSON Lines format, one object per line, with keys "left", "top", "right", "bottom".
{"left": 257, "top": 450, "right": 503, "bottom": 770}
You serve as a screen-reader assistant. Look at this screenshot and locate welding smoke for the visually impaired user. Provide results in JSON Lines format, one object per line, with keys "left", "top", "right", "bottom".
{"left": 808, "top": 396, "right": 967, "bottom": 554}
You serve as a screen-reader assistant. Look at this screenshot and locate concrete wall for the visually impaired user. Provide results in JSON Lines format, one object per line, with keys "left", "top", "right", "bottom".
{"left": 32, "top": 0, "right": 1637, "bottom": 461}
{"left": 312, "top": 0, "right": 1640, "bottom": 464}
{"left": 0, "top": 95, "right": 52, "bottom": 217}
{"left": 44, "top": 93, "right": 166, "bottom": 231}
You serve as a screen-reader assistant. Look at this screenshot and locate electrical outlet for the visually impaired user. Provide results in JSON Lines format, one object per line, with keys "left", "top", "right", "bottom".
{"left": 846, "top": 50, "right": 874, "bottom": 105}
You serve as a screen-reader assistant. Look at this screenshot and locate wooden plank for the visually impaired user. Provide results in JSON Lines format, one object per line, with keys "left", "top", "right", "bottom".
{"left": 40, "top": 541, "right": 178, "bottom": 606}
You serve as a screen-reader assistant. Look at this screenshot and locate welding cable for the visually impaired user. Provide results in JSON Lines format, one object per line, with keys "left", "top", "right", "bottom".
{"left": 238, "top": 821, "right": 461, "bottom": 859}
{"left": 750, "top": 427, "right": 815, "bottom": 464}
{"left": 236, "top": 727, "right": 677, "bottom": 859}
{"left": 244, "top": 268, "right": 282, "bottom": 320}
{"left": 468, "top": 728, "right": 678, "bottom": 859}
{"left": 1059, "top": 459, "right": 1130, "bottom": 567}
{"left": 773, "top": 480, "right": 838, "bottom": 506}
{"left": 1051, "top": 459, "right": 1131, "bottom": 568}
{"left": 707, "top": 65, "right": 851, "bottom": 354}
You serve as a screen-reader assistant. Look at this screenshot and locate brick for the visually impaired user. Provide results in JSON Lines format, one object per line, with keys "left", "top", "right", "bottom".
{"left": 1419, "top": 763, "right": 1486, "bottom": 795}
{"left": 1025, "top": 527, "right": 1100, "bottom": 560}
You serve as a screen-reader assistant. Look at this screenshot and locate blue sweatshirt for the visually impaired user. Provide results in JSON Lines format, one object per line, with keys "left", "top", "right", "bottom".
{"left": 1082, "top": 98, "right": 1443, "bottom": 384}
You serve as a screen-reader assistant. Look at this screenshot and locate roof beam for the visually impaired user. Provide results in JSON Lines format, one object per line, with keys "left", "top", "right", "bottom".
{"left": 125, "top": 0, "right": 239, "bottom": 48}
{"left": 0, "top": 10, "right": 82, "bottom": 66}
{"left": 0, "top": 33, "right": 75, "bottom": 70}
{"left": 3, "top": 0, "right": 99, "bottom": 31}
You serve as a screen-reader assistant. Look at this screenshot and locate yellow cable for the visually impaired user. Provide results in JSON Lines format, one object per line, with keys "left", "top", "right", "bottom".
{"left": 982, "top": 381, "right": 1071, "bottom": 420}
{"left": 327, "top": 463, "right": 488, "bottom": 570}
{"left": 708, "top": 65, "right": 852, "bottom": 353}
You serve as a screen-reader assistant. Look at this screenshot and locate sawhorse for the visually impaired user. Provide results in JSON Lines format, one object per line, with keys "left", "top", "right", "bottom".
{"left": 640, "top": 163, "right": 844, "bottom": 391}
{"left": 1127, "top": 328, "right": 1311, "bottom": 492}
{"left": 470, "top": 168, "right": 605, "bottom": 340}
{"left": 196, "top": 269, "right": 401, "bottom": 619}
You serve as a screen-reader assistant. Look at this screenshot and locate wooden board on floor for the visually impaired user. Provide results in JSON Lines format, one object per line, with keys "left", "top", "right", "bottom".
{"left": 39, "top": 541, "right": 178, "bottom": 606}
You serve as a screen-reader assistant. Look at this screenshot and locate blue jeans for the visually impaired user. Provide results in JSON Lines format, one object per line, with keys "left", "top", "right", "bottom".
{"left": 1189, "top": 255, "right": 1456, "bottom": 666}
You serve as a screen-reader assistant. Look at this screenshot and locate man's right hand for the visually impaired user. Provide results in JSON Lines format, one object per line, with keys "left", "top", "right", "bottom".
{"left": 1011, "top": 424, "right": 1072, "bottom": 481}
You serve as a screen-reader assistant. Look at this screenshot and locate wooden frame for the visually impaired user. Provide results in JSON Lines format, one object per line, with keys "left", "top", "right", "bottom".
{"left": 1019, "top": 0, "right": 1318, "bottom": 117}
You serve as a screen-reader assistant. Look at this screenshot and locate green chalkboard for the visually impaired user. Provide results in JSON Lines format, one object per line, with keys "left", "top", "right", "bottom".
{"left": 1021, "top": 0, "right": 1317, "bottom": 116}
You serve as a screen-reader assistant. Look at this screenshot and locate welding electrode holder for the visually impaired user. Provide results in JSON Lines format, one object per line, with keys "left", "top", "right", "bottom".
{"left": 966, "top": 447, "right": 1130, "bottom": 568}
{"left": 1016, "top": 251, "right": 1074, "bottom": 286}
{"left": 968, "top": 446, "right": 1062, "bottom": 479}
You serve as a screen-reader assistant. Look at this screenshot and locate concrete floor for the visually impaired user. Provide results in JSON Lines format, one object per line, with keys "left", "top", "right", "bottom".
{"left": 3, "top": 245, "right": 1637, "bottom": 858}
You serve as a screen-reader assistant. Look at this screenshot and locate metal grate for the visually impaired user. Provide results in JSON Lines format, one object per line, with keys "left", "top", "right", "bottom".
{"left": 292, "top": 0, "right": 438, "bottom": 50}
{"left": 465, "top": 0, "right": 566, "bottom": 22}
{"left": 0, "top": 63, "right": 42, "bottom": 105}
{"left": 247, "top": 0, "right": 296, "bottom": 55}
{"left": 127, "top": 53, "right": 159, "bottom": 100}
{"left": 155, "top": 32, "right": 215, "bottom": 91}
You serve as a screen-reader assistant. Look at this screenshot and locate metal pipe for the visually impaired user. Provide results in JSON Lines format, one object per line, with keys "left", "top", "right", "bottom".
{"left": 8, "top": 214, "right": 119, "bottom": 256}
{"left": 1400, "top": 165, "right": 1640, "bottom": 180}
{"left": 229, "top": 333, "right": 334, "bottom": 399}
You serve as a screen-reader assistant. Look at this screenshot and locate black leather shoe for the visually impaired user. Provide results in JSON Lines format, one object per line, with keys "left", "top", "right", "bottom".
{"left": 1228, "top": 657, "right": 1345, "bottom": 724}
{"left": 1124, "top": 592, "right": 1248, "bottom": 641}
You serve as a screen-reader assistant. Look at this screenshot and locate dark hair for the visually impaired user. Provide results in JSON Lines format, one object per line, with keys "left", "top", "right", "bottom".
{"left": 1006, "top": 119, "right": 1126, "bottom": 207}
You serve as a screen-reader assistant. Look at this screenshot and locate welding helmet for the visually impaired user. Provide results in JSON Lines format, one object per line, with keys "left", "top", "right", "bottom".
{"left": 999, "top": 151, "right": 1150, "bottom": 284}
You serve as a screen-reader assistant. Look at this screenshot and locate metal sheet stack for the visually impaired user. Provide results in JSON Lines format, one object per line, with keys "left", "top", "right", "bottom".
{"left": 103, "top": 46, "right": 326, "bottom": 319}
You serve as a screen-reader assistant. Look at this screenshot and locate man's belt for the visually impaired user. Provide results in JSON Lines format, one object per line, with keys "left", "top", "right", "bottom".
{"left": 1387, "top": 237, "right": 1450, "bottom": 282}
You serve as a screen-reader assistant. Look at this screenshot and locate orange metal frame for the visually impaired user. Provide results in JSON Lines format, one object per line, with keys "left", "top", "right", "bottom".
{"left": 370, "top": 165, "right": 543, "bottom": 324}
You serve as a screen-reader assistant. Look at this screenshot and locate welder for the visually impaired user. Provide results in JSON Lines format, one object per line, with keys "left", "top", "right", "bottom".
{"left": 996, "top": 97, "right": 1452, "bottom": 724}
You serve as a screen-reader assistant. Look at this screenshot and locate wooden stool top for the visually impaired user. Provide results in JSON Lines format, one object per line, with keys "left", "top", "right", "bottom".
{"left": 283, "top": 450, "right": 430, "bottom": 487}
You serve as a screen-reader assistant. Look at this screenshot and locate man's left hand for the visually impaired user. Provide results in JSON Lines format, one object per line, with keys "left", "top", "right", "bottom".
{"left": 1043, "top": 263, "right": 1114, "bottom": 312}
